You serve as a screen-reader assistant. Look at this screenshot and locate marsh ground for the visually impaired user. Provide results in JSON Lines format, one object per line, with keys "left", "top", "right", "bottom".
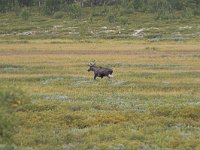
{"left": 0, "top": 40, "right": 200, "bottom": 149}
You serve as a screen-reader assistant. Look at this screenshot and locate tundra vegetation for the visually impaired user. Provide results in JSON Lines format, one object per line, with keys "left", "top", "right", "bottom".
{"left": 0, "top": 0, "right": 200, "bottom": 149}
{"left": 0, "top": 41, "right": 200, "bottom": 149}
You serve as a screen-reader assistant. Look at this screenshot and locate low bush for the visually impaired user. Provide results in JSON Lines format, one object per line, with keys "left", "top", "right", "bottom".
{"left": 0, "top": 87, "right": 29, "bottom": 107}
{"left": 53, "top": 11, "right": 65, "bottom": 19}
{"left": 20, "top": 9, "right": 31, "bottom": 20}
{"left": 0, "top": 87, "right": 29, "bottom": 144}
{"left": 107, "top": 13, "right": 117, "bottom": 23}
{"left": 66, "top": 3, "right": 82, "bottom": 19}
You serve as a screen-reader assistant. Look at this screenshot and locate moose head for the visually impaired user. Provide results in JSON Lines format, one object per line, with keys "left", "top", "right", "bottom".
{"left": 87, "top": 62, "right": 96, "bottom": 72}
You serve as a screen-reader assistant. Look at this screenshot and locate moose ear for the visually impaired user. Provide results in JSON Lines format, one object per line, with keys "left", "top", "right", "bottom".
{"left": 92, "top": 60, "right": 96, "bottom": 64}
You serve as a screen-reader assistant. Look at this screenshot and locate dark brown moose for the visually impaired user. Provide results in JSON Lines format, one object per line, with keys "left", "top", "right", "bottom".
{"left": 88, "top": 62, "right": 113, "bottom": 80}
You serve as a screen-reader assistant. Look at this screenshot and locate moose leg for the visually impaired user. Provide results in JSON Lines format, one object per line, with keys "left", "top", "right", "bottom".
{"left": 94, "top": 75, "right": 97, "bottom": 80}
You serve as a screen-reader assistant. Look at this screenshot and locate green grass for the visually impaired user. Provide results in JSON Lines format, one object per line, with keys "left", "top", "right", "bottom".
{"left": 0, "top": 40, "right": 200, "bottom": 149}
{"left": 0, "top": 8, "right": 200, "bottom": 41}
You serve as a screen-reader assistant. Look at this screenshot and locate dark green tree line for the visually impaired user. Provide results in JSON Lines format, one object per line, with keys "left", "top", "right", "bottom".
{"left": 0, "top": 0, "right": 199, "bottom": 15}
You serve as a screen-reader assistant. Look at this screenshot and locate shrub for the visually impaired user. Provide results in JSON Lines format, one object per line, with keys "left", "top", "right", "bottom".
{"left": 107, "top": 14, "right": 117, "bottom": 23}
{"left": 120, "top": 0, "right": 135, "bottom": 15}
{"left": 0, "top": 87, "right": 29, "bottom": 107}
{"left": 43, "top": 0, "right": 62, "bottom": 15}
{"left": 0, "top": 87, "right": 29, "bottom": 143}
{"left": 66, "top": 3, "right": 82, "bottom": 19}
{"left": 91, "top": 5, "right": 108, "bottom": 17}
{"left": 53, "top": 11, "right": 65, "bottom": 19}
{"left": 0, "top": 110, "right": 16, "bottom": 143}
{"left": 182, "top": 8, "right": 194, "bottom": 18}
{"left": 118, "top": 16, "right": 128, "bottom": 25}
{"left": 20, "top": 9, "right": 31, "bottom": 20}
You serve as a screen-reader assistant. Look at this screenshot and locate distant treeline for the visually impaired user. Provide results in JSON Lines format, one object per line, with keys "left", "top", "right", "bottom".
{"left": 0, "top": 0, "right": 200, "bottom": 15}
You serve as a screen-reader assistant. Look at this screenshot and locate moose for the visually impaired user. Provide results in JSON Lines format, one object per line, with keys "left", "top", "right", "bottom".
{"left": 88, "top": 62, "right": 113, "bottom": 80}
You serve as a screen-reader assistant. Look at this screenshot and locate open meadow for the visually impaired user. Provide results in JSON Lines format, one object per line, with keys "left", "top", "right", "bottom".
{"left": 0, "top": 40, "right": 200, "bottom": 149}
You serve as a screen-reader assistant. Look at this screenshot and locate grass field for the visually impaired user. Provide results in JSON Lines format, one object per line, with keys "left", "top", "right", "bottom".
{"left": 0, "top": 40, "right": 200, "bottom": 149}
{"left": 1, "top": 10, "right": 200, "bottom": 41}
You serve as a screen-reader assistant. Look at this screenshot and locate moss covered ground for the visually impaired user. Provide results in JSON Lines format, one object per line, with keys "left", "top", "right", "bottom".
{"left": 0, "top": 40, "right": 200, "bottom": 149}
